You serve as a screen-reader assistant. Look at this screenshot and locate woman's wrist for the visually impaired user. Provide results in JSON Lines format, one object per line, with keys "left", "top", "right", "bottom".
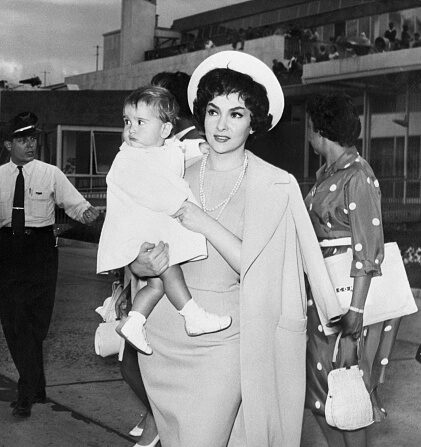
{"left": 349, "top": 305, "right": 364, "bottom": 314}
{"left": 201, "top": 213, "right": 220, "bottom": 239}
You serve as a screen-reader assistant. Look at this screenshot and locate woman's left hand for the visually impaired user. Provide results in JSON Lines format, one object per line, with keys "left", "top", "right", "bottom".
{"left": 173, "top": 201, "right": 211, "bottom": 234}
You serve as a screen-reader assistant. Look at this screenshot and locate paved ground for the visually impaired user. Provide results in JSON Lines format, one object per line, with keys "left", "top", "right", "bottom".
{"left": 0, "top": 241, "right": 420, "bottom": 447}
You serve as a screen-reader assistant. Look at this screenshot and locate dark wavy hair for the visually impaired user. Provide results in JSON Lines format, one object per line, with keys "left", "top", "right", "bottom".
{"left": 151, "top": 71, "right": 191, "bottom": 119}
{"left": 193, "top": 68, "right": 272, "bottom": 135}
{"left": 124, "top": 85, "right": 179, "bottom": 127}
{"left": 307, "top": 94, "right": 361, "bottom": 147}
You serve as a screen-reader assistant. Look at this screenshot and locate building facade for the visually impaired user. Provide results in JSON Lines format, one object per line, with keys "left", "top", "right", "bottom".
{"left": 2, "top": 0, "right": 421, "bottom": 222}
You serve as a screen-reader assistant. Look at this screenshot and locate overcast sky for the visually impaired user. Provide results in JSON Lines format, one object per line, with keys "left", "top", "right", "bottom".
{"left": 0, "top": 0, "right": 246, "bottom": 86}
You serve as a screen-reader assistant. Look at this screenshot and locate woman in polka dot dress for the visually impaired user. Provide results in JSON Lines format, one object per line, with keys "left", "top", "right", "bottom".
{"left": 304, "top": 94, "right": 400, "bottom": 447}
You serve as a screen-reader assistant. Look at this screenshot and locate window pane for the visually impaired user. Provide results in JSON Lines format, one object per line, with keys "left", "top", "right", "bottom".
{"left": 62, "top": 130, "right": 90, "bottom": 174}
{"left": 93, "top": 131, "right": 121, "bottom": 174}
{"left": 406, "top": 181, "right": 420, "bottom": 199}
{"left": 322, "top": 23, "right": 335, "bottom": 42}
{"left": 408, "top": 136, "right": 420, "bottom": 179}
{"left": 359, "top": 16, "right": 370, "bottom": 38}
{"left": 346, "top": 19, "right": 358, "bottom": 37}
{"left": 370, "top": 137, "right": 393, "bottom": 177}
{"left": 395, "top": 137, "right": 404, "bottom": 177}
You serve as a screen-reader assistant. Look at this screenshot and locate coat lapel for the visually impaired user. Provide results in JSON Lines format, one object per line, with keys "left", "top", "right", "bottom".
{"left": 241, "top": 152, "right": 290, "bottom": 278}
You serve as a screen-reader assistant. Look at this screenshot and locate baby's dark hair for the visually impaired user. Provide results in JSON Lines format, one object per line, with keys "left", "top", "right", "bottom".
{"left": 307, "top": 93, "right": 361, "bottom": 147}
{"left": 124, "top": 85, "right": 179, "bottom": 126}
{"left": 193, "top": 68, "right": 272, "bottom": 134}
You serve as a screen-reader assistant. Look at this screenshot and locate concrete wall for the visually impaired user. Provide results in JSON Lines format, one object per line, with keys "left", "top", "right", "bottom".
{"left": 120, "top": 0, "right": 156, "bottom": 66}
{"left": 65, "top": 35, "right": 286, "bottom": 90}
{"left": 302, "top": 47, "right": 421, "bottom": 84}
{"left": 103, "top": 31, "right": 121, "bottom": 70}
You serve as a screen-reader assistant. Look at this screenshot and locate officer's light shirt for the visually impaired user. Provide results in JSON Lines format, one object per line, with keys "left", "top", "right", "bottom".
{"left": 0, "top": 159, "right": 90, "bottom": 227}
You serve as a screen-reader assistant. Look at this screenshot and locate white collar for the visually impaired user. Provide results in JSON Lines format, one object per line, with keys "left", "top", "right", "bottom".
{"left": 8, "top": 159, "right": 36, "bottom": 174}
{"left": 175, "top": 126, "right": 196, "bottom": 140}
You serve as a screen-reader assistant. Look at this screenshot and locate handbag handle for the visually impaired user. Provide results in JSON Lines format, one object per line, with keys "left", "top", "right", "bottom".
{"left": 332, "top": 331, "right": 361, "bottom": 365}
{"left": 332, "top": 331, "right": 343, "bottom": 364}
{"left": 104, "top": 281, "right": 126, "bottom": 321}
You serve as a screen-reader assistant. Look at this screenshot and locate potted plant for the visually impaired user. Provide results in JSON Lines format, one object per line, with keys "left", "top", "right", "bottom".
{"left": 402, "top": 246, "right": 421, "bottom": 289}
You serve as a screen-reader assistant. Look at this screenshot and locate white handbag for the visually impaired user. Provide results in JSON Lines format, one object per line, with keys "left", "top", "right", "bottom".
{"left": 94, "top": 281, "right": 128, "bottom": 357}
{"left": 323, "top": 242, "right": 418, "bottom": 326}
{"left": 325, "top": 332, "right": 374, "bottom": 430}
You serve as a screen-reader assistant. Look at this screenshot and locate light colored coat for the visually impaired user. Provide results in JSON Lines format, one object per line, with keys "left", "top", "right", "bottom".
{"left": 237, "top": 151, "right": 342, "bottom": 446}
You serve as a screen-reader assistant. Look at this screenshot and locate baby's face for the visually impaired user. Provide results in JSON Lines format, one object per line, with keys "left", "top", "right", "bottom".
{"left": 123, "top": 102, "right": 170, "bottom": 149}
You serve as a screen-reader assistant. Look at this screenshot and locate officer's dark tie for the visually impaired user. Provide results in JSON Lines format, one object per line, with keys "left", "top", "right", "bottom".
{"left": 12, "top": 166, "right": 25, "bottom": 235}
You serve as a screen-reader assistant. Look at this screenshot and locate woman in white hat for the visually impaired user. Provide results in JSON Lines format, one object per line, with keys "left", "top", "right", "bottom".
{"left": 130, "top": 51, "right": 342, "bottom": 447}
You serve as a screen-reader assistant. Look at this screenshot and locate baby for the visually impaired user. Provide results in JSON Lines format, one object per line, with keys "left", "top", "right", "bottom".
{"left": 97, "top": 86, "right": 231, "bottom": 354}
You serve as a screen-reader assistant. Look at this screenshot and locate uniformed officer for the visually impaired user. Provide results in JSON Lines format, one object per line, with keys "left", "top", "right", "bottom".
{"left": 0, "top": 112, "right": 99, "bottom": 418}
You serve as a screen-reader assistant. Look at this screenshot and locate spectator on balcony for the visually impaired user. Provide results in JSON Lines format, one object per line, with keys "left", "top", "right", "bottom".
{"left": 311, "top": 27, "right": 320, "bottom": 42}
{"left": 374, "top": 36, "right": 387, "bottom": 53}
{"left": 204, "top": 39, "right": 215, "bottom": 50}
{"left": 262, "top": 26, "right": 272, "bottom": 37}
{"left": 272, "top": 58, "right": 288, "bottom": 78}
{"left": 238, "top": 28, "right": 246, "bottom": 48}
{"left": 288, "top": 53, "right": 303, "bottom": 80}
{"left": 412, "top": 32, "right": 421, "bottom": 48}
{"left": 400, "top": 24, "right": 411, "bottom": 49}
{"left": 335, "top": 31, "right": 348, "bottom": 53}
{"left": 245, "top": 26, "right": 255, "bottom": 40}
{"left": 303, "top": 28, "right": 316, "bottom": 57}
{"left": 349, "top": 32, "right": 371, "bottom": 56}
{"left": 304, "top": 52, "right": 316, "bottom": 64}
{"left": 359, "top": 32, "right": 371, "bottom": 47}
{"left": 328, "top": 44, "right": 339, "bottom": 60}
{"left": 303, "top": 28, "right": 313, "bottom": 40}
{"left": 316, "top": 45, "right": 330, "bottom": 62}
{"left": 230, "top": 29, "right": 244, "bottom": 50}
{"left": 384, "top": 22, "right": 397, "bottom": 50}
{"left": 273, "top": 25, "right": 284, "bottom": 35}
{"left": 286, "top": 23, "right": 302, "bottom": 40}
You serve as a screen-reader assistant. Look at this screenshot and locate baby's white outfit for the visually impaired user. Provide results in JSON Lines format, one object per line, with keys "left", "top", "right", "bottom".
{"left": 97, "top": 138, "right": 207, "bottom": 273}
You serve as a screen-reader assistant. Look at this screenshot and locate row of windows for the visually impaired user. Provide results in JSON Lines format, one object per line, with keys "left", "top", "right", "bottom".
{"left": 57, "top": 126, "right": 421, "bottom": 202}
{"left": 183, "top": 0, "right": 376, "bottom": 36}
{"left": 187, "top": 7, "right": 421, "bottom": 48}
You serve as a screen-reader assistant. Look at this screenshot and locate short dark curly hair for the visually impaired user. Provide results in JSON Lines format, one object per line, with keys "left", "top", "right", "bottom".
{"left": 193, "top": 68, "right": 272, "bottom": 135}
{"left": 124, "top": 85, "right": 179, "bottom": 127}
{"left": 151, "top": 71, "right": 191, "bottom": 119}
{"left": 307, "top": 94, "right": 361, "bottom": 147}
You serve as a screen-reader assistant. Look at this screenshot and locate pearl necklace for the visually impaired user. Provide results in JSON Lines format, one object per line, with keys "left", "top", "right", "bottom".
{"left": 199, "top": 152, "right": 248, "bottom": 221}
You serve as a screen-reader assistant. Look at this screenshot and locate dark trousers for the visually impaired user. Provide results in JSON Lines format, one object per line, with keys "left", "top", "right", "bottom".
{"left": 0, "top": 229, "right": 58, "bottom": 403}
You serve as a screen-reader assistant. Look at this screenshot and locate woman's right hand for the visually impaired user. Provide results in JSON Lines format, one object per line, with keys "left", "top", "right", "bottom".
{"left": 129, "top": 241, "right": 169, "bottom": 277}
{"left": 340, "top": 309, "right": 364, "bottom": 339}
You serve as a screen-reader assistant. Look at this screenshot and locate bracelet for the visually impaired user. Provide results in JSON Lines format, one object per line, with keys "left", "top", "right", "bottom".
{"left": 349, "top": 306, "right": 364, "bottom": 314}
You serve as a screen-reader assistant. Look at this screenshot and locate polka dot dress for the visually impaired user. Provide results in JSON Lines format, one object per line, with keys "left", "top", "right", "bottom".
{"left": 304, "top": 149, "right": 401, "bottom": 423}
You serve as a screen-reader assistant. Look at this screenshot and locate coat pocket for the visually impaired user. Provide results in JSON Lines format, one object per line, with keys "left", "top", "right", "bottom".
{"left": 276, "top": 314, "right": 307, "bottom": 333}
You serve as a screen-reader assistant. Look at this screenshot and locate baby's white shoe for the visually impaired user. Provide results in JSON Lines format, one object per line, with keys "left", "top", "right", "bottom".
{"left": 116, "top": 311, "right": 152, "bottom": 355}
{"left": 179, "top": 299, "right": 232, "bottom": 336}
